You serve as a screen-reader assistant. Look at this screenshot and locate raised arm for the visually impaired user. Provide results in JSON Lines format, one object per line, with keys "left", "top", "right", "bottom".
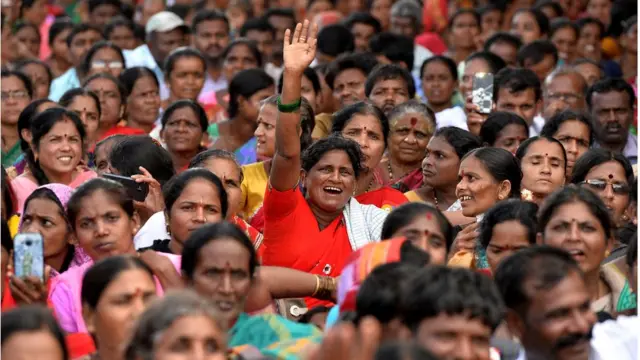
{"left": 270, "top": 20, "right": 319, "bottom": 191}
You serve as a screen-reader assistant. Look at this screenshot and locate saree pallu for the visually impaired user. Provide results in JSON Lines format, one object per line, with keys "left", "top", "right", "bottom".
{"left": 228, "top": 313, "right": 320, "bottom": 351}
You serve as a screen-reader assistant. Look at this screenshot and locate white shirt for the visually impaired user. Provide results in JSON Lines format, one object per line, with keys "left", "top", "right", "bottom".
{"left": 123, "top": 45, "right": 170, "bottom": 100}
{"left": 529, "top": 115, "right": 545, "bottom": 137}
{"left": 134, "top": 211, "right": 169, "bottom": 249}
{"left": 435, "top": 106, "right": 468, "bottom": 130}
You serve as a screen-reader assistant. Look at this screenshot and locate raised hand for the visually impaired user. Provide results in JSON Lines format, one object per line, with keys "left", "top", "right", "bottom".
{"left": 283, "top": 20, "right": 318, "bottom": 75}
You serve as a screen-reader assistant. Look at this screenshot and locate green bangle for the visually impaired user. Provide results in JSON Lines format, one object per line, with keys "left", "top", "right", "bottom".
{"left": 277, "top": 96, "right": 301, "bottom": 113}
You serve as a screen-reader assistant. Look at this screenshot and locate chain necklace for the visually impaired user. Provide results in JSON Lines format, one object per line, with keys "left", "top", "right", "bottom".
{"left": 433, "top": 189, "right": 439, "bottom": 210}
{"left": 387, "top": 161, "right": 394, "bottom": 181}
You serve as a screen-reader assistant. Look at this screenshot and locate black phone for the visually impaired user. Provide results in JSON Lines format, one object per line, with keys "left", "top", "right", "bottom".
{"left": 102, "top": 173, "right": 149, "bottom": 202}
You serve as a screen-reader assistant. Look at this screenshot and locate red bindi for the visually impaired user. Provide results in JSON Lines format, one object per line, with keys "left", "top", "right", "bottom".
{"left": 608, "top": 174, "right": 614, "bottom": 179}
{"left": 425, "top": 212, "right": 433, "bottom": 220}
{"left": 410, "top": 117, "right": 418, "bottom": 127}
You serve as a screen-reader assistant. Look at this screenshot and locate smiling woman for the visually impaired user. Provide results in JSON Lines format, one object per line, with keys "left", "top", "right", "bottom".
{"left": 59, "top": 88, "right": 102, "bottom": 155}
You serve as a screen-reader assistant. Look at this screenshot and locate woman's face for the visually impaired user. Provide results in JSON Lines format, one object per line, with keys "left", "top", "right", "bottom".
{"left": 162, "top": 106, "right": 204, "bottom": 155}
{"left": 107, "top": 25, "right": 137, "bottom": 51}
{"left": 190, "top": 238, "right": 252, "bottom": 325}
{"left": 21, "top": 63, "right": 50, "bottom": 100}
{"left": 481, "top": 9, "right": 502, "bottom": 37}
{"left": 456, "top": 155, "right": 510, "bottom": 217}
{"left": 576, "top": 24, "right": 602, "bottom": 61}
{"left": 389, "top": 113, "right": 433, "bottom": 166}
{"left": 168, "top": 179, "right": 224, "bottom": 245}
{"left": 422, "top": 135, "right": 460, "bottom": 190}
{"left": 304, "top": 150, "right": 356, "bottom": 213}
{"left": 543, "top": 201, "right": 609, "bottom": 274}
{"left": 552, "top": 120, "right": 591, "bottom": 178}
{"left": 201, "top": 158, "right": 243, "bottom": 218}
{"left": 87, "top": 47, "right": 125, "bottom": 78}
{"left": 459, "top": 58, "right": 491, "bottom": 99}
{"left": 392, "top": 213, "right": 448, "bottom": 265}
{"left": 222, "top": 44, "right": 259, "bottom": 81}
{"left": 85, "top": 78, "right": 123, "bottom": 128}
{"left": 36, "top": 120, "right": 83, "bottom": 179}
{"left": 551, "top": 26, "right": 578, "bottom": 64}
{"left": 422, "top": 61, "right": 457, "bottom": 108}
{"left": 168, "top": 57, "right": 206, "bottom": 101}
{"left": 73, "top": 189, "right": 138, "bottom": 261}
{"left": 154, "top": 315, "right": 227, "bottom": 360}
{"left": 450, "top": 13, "right": 480, "bottom": 50}
{"left": 520, "top": 139, "right": 566, "bottom": 197}
{"left": 370, "top": 0, "right": 392, "bottom": 30}
{"left": 239, "top": 86, "right": 275, "bottom": 123}
{"left": 581, "top": 161, "right": 630, "bottom": 226}
{"left": 341, "top": 114, "right": 385, "bottom": 171}
{"left": 52, "top": 28, "right": 73, "bottom": 62}
{"left": 1, "top": 75, "right": 31, "bottom": 126}
{"left": 127, "top": 76, "right": 161, "bottom": 127}
{"left": 510, "top": 11, "right": 542, "bottom": 44}
{"left": 21, "top": 197, "right": 70, "bottom": 260}
{"left": 94, "top": 139, "right": 117, "bottom": 175}
{"left": 66, "top": 95, "right": 100, "bottom": 146}
{"left": 15, "top": 26, "right": 41, "bottom": 58}
{"left": 1, "top": 330, "right": 65, "bottom": 360}
{"left": 486, "top": 220, "right": 531, "bottom": 273}
{"left": 254, "top": 104, "right": 277, "bottom": 160}
{"left": 85, "top": 269, "right": 157, "bottom": 353}
{"left": 586, "top": 0, "right": 611, "bottom": 27}
{"left": 493, "top": 124, "right": 528, "bottom": 155}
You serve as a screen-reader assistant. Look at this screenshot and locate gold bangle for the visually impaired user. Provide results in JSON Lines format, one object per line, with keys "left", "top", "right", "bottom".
{"left": 311, "top": 275, "right": 320, "bottom": 297}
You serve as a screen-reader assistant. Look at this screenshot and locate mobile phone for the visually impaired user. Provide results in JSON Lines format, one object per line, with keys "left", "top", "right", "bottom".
{"left": 102, "top": 173, "right": 149, "bottom": 202}
{"left": 13, "top": 233, "right": 44, "bottom": 281}
{"left": 472, "top": 72, "right": 494, "bottom": 114}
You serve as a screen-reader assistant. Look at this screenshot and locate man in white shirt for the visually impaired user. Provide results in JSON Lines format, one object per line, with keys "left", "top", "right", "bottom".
{"left": 123, "top": 11, "right": 189, "bottom": 100}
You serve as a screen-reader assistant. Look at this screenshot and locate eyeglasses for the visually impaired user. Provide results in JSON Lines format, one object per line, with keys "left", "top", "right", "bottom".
{"left": 580, "top": 179, "right": 630, "bottom": 195}
{"left": 91, "top": 60, "right": 124, "bottom": 70}
{"left": 546, "top": 92, "right": 582, "bottom": 103}
{"left": 1, "top": 90, "right": 29, "bottom": 101}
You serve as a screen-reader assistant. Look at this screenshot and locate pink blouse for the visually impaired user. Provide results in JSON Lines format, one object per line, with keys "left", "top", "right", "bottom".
{"left": 11, "top": 171, "right": 97, "bottom": 213}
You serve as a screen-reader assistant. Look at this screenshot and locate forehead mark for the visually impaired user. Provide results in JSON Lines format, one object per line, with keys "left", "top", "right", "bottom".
{"left": 410, "top": 117, "right": 418, "bottom": 127}
{"left": 425, "top": 212, "right": 433, "bottom": 220}
{"left": 608, "top": 174, "right": 614, "bottom": 179}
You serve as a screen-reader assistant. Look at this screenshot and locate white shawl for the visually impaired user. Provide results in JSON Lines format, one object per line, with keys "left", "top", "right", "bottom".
{"left": 342, "top": 197, "right": 388, "bottom": 250}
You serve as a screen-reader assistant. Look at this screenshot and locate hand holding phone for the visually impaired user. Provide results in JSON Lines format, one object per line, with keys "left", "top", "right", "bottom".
{"left": 102, "top": 173, "right": 149, "bottom": 202}
{"left": 472, "top": 72, "right": 494, "bottom": 115}
{"left": 13, "top": 233, "right": 44, "bottom": 281}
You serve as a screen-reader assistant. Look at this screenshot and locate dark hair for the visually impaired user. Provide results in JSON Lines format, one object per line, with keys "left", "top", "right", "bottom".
{"left": 222, "top": 39, "right": 263, "bottom": 68}
{"left": 87, "top": 0, "right": 122, "bottom": 14}
{"left": 167, "top": 4, "right": 192, "bottom": 20}
{"left": 494, "top": 245, "right": 583, "bottom": 313}
{"left": 479, "top": 199, "right": 538, "bottom": 249}
{"left": 161, "top": 100, "right": 208, "bottom": 132}
{"left": 540, "top": 110, "right": 595, "bottom": 146}
{"left": 94, "top": 134, "right": 127, "bottom": 164}
{"left": 12, "top": 22, "right": 41, "bottom": 44}
{"left": 433, "top": 127, "right": 483, "bottom": 159}
{"left": 302, "top": 133, "right": 363, "bottom": 178}
{"left": 494, "top": 67, "right": 542, "bottom": 102}
{"left": 331, "top": 101, "right": 389, "bottom": 146}
{"left": 381, "top": 202, "right": 454, "bottom": 251}
{"left": 67, "top": 178, "right": 135, "bottom": 229}
{"left": 14, "top": 59, "right": 54, "bottom": 90}
{"left": 119, "top": 66, "right": 159, "bottom": 96}
{"left": 480, "top": 111, "right": 529, "bottom": 146}
{"left": 1, "top": 69, "right": 34, "bottom": 99}
{"left": 343, "top": 12, "right": 382, "bottom": 33}
{"left": 81, "top": 41, "right": 125, "bottom": 77}
{"left": 317, "top": 24, "right": 355, "bottom": 57}
{"left": 513, "top": 8, "right": 550, "bottom": 36}
{"left": 549, "top": 17, "right": 578, "bottom": 39}
{"left": 163, "top": 47, "right": 206, "bottom": 79}
{"left": 569, "top": 148, "right": 634, "bottom": 187}
{"left": 401, "top": 266, "right": 504, "bottom": 332}
{"left": 82, "top": 255, "right": 153, "bottom": 309}
{"left": 462, "top": 147, "right": 522, "bottom": 198}
{"left": 534, "top": 0, "right": 564, "bottom": 18}
{"left": 484, "top": 31, "right": 523, "bottom": 52}
{"left": 575, "top": 17, "right": 605, "bottom": 40}
{"left": 1, "top": 306, "right": 69, "bottom": 360}
{"left": 465, "top": 51, "right": 507, "bottom": 74}
{"left": 538, "top": 185, "right": 614, "bottom": 240}
{"left": 374, "top": 342, "right": 439, "bottom": 360}
{"left": 22, "top": 188, "right": 67, "bottom": 231}
{"left": 515, "top": 136, "right": 567, "bottom": 172}
{"left": 448, "top": 8, "right": 480, "bottom": 29}
{"left": 66, "top": 23, "right": 103, "bottom": 48}
{"left": 1, "top": 219, "right": 12, "bottom": 253}
{"left": 364, "top": 64, "right": 416, "bottom": 99}
{"left": 586, "top": 77, "right": 636, "bottom": 110}
{"left": 109, "top": 136, "right": 175, "bottom": 186}
{"left": 58, "top": 88, "right": 102, "bottom": 118}
{"left": 27, "top": 108, "right": 86, "bottom": 186}
{"left": 368, "top": 32, "right": 414, "bottom": 70}
{"left": 188, "top": 148, "right": 241, "bottom": 180}
{"left": 325, "top": 52, "right": 379, "bottom": 90}
{"left": 516, "top": 40, "right": 558, "bottom": 68}
{"left": 239, "top": 17, "right": 275, "bottom": 38}
{"left": 17, "top": 99, "right": 57, "bottom": 152}
{"left": 626, "top": 235, "right": 637, "bottom": 268}
{"left": 163, "top": 168, "right": 228, "bottom": 219}
{"left": 83, "top": 72, "right": 128, "bottom": 104}
{"left": 48, "top": 18, "right": 74, "bottom": 47}
{"left": 264, "top": 8, "right": 296, "bottom": 22}
{"left": 277, "top": 67, "right": 321, "bottom": 95}
{"left": 104, "top": 16, "right": 135, "bottom": 40}
{"left": 2, "top": 167, "right": 16, "bottom": 219}
{"left": 227, "top": 68, "right": 274, "bottom": 119}
{"left": 420, "top": 55, "right": 457, "bottom": 82}
{"left": 181, "top": 221, "right": 258, "bottom": 279}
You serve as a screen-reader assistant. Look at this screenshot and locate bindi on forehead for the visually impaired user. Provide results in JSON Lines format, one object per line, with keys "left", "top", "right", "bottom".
{"left": 425, "top": 212, "right": 433, "bottom": 220}
{"left": 410, "top": 117, "right": 418, "bottom": 128}
{"left": 608, "top": 174, "right": 614, "bottom": 179}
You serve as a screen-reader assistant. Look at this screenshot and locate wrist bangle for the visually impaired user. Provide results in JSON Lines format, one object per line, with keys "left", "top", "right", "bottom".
{"left": 311, "top": 275, "right": 320, "bottom": 297}
{"left": 277, "top": 96, "right": 301, "bottom": 113}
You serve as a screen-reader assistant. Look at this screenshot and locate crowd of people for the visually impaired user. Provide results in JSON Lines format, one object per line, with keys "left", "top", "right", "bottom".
{"left": 0, "top": 0, "right": 638, "bottom": 359}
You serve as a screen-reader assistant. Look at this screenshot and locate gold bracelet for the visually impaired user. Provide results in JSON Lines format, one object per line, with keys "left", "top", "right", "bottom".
{"left": 311, "top": 275, "right": 320, "bottom": 297}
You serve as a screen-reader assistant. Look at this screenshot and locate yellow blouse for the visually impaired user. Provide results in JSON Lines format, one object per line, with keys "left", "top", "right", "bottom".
{"left": 240, "top": 162, "right": 270, "bottom": 221}
{"left": 404, "top": 190, "right": 423, "bottom": 203}
{"left": 8, "top": 214, "right": 19, "bottom": 238}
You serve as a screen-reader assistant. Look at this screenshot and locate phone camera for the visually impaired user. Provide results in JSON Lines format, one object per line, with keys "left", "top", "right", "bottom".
{"left": 25, "top": 240, "right": 32, "bottom": 246}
